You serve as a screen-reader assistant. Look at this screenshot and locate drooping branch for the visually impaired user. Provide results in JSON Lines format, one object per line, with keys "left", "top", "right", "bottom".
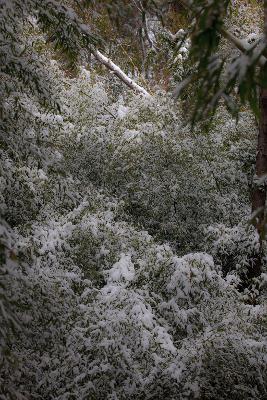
{"left": 178, "top": 0, "right": 267, "bottom": 66}
{"left": 220, "top": 28, "right": 266, "bottom": 66}
{"left": 92, "top": 49, "right": 151, "bottom": 97}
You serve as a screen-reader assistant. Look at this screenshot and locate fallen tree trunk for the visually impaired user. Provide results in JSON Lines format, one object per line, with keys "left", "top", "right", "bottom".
{"left": 92, "top": 49, "right": 151, "bottom": 97}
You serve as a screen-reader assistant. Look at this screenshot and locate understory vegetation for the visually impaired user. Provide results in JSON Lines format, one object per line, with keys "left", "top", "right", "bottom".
{"left": 0, "top": 1, "right": 267, "bottom": 399}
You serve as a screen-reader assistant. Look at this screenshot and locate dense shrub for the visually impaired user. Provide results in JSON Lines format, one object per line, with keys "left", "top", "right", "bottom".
{"left": 0, "top": 2, "right": 266, "bottom": 399}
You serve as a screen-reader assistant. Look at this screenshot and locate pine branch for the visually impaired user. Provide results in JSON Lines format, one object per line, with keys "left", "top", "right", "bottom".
{"left": 178, "top": 0, "right": 267, "bottom": 66}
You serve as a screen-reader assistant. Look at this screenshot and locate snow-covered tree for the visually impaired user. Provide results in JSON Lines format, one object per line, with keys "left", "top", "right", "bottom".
{"left": 0, "top": 1, "right": 266, "bottom": 399}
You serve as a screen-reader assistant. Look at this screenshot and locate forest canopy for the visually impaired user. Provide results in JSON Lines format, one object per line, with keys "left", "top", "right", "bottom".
{"left": 0, "top": 1, "right": 267, "bottom": 399}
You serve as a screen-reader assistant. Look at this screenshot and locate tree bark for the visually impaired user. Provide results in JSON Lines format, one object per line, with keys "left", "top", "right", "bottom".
{"left": 249, "top": 2, "right": 267, "bottom": 278}
{"left": 252, "top": 89, "right": 267, "bottom": 228}
{"left": 248, "top": 88, "right": 267, "bottom": 280}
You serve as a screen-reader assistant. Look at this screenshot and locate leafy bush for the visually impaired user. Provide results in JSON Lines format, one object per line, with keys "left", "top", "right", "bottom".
{"left": 0, "top": 2, "right": 266, "bottom": 399}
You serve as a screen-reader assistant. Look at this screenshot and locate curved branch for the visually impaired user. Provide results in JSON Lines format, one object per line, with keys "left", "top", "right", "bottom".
{"left": 178, "top": 0, "right": 267, "bottom": 66}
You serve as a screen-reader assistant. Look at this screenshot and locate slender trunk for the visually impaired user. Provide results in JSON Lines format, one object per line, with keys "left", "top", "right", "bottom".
{"left": 250, "top": 3, "right": 267, "bottom": 278}
{"left": 249, "top": 88, "right": 267, "bottom": 279}
{"left": 252, "top": 89, "right": 267, "bottom": 232}
{"left": 91, "top": 49, "right": 151, "bottom": 97}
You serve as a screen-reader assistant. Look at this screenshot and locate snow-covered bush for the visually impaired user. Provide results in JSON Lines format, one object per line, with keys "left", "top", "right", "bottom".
{"left": 2, "top": 190, "right": 265, "bottom": 399}
{"left": 205, "top": 223, "right": 260, "bottom": 276}
{"left": 63, "top": 73, "right": 256, "bottom": 253}
{"left": 0, "top": 2, "right": 266, "bottom": 399}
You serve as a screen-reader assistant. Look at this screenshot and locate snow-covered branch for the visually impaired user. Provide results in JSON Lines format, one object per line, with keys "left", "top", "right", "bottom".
{"left": 166, "top": 29, "right": 185, "bottom": 42}
{"left": 178, "top": 0, "right": 267, "bottom": 67}
{"left": 92, "top": 49, "right": 151, "bottom": 97}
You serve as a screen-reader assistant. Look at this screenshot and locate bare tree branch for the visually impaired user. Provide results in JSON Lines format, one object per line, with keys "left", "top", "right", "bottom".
{"left": 92, "top": 49, "right": 151, "bottom": 97}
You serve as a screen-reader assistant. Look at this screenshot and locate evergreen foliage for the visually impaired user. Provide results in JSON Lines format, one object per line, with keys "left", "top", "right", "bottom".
{"left": 175, "top": 0, "right": 266, "bottom": 123}
{"left": 0, "top": 1, "right": 266, "bottom": 399}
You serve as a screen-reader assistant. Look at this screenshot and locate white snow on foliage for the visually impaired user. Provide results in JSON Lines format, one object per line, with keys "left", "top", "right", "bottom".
{"left": 107, "top": 253, "right": 135, "bottom": 284}
{"left": 117, "top": 104, "right": 129, "bottom": 118}
{"left": 1, "top": 4, "right": 267, "bottom": 398}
